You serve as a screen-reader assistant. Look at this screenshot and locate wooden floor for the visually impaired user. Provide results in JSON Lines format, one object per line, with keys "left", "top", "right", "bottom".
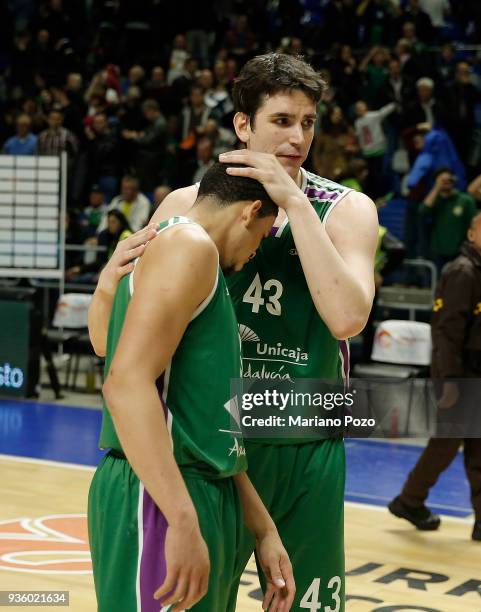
{"left": 0, "top": 455, "right": 479, "bottom": 612}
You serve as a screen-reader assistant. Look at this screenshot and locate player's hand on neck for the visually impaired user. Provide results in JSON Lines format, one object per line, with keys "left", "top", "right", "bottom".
{"left": 219, "top": 149, "right": 308, "bottom": 213}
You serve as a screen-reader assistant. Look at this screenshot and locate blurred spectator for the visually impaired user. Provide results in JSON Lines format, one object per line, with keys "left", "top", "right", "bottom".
{"left": 435, "top": 41, "right": 457, "bottom": 83}
{"left": 402, "top": 77, "right": 446, "bottom": 129}
{"left": 33, "top": 29, "right": 56, "bottom": 83}
{"left": 3, "top": 113, "right": 37, "bottom": 155}
{"left": 145, "top": 66, "right": 174, "bottom": 114}
{"left": 280, "top": 36, "right": 304, "bottom": 57}
{"left": 167, "top": 34, "right": 189, "bottom": 85}
{"left": 355, "top": 99, "right": 396, "bottom": 198}
{"left": 180, "top": 85, "right": 213, "bottom": 146}
{"left": 64, "top": 208, "right": 87, "bottom": 270}
{"left": 213, "top": 60, "right": 229, "bottom": 89}
{"left": 65, "top": 72, "right": 84, "bottom": 100}
{"left": 203, "top": 81, "right": 234, "bottom": 124}
{"left": 85, "top": 112, "right": 119, "bottom": 202}
{"left": 419, "top": 0, "right": 450, "bottom": 38}
{"left": 397, "top": 0, "right": 434, "bottom": 43}
{"left": 36, "top": 107, "right": 78, "bottom": 158}
{"left": 119, "top": 86, "right": 145, "bottom": 131}
{"left": 329, "top": 44, "right": 360, "bottom": 110}
{"left": 21, "top": 97, "right": 47, "bottom": 133}
{"left": 418, "top": 167, "right": 477, "bottom": 272}
{"left": 393, "top": 37, "right": 421, "bottom": 79}
{"left": 197, "top": 69, "right": 214, "bottom": 96}
{"left": 339, "top": 158, "right": 369, "bottom": 192}
{"left": 122, "top": 99, "right": 167, "bottom": 192}
{"left": 444, "top": 62, "right": 481, "bottom": 164}
{"left": 52, "top": 87, "right": 84, "bottom": 138}
{"left": 400, "top": 21, "right": 426, "bottom": 53}
{"left": 404, "top": 124, "right": 466, "bottom": 259}
{"left": 120, "top": 65, "right": 145, "bottom": 97}
{"left": 79, "top": 185, "right": 109, "bottom": 238}
{"left": 198, "top": 118, "right": 236, "bottom": 156}
{"left": 225, "top": 14, "right": 257, "bottom": 61}
{"left": 38, "top": 88, "right": 55, "bottom": 118}
{"left": 357, "top": 0, "right": 396, "bottom": 46}
{"left": 179, "top": 136, "right": 215, "bottom": 186}
{"left": 225, "top": 58, "right": 238, "bottom": 84}
{"left": 385, "top": 58, "right": 414, "bottom": 106}
{"left": 359, "top": 45, "right": 390, "bottom": 107}
{"left": 171, "top": 56, "right": 199, "bottom": 103}
{"left": 66, "top": 210, "right": 133, "bottom": 283}
{"left": 99, "top": 175, "right": 150, "bottom": 233}
{"left": 152, "top": 185, "right": 173, "bottom": 215}
{"left": 406, "top": 125, "right": 466, "bottom": 193}
{"left": 63, "top": 72, "right": 87, "bottom": 137}
{"left": 312, "top": 106, "right": 358, "bottom": 181}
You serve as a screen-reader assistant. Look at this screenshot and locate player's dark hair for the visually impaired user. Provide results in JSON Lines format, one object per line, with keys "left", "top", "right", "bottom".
{"left": 196, "top": 162, "right": 277, "bottom": 218}
{"left": 233, "top": 53, "right": 326, "bottom": 128}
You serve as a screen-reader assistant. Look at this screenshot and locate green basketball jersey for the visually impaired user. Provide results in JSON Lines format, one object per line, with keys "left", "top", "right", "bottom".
{"left": 227, "top": 170, "right": 352, "bottom": 441}
{"left": 99, "top": 216, "right": 247, "bottom": 479}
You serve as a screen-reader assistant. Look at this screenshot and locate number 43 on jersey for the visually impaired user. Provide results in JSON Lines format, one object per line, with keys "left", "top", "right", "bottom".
{"left": 300, "top": 576, "right": 342, "bottom": 612}
{"left": 242, "top": 273, "right": 283, "bottom": 316}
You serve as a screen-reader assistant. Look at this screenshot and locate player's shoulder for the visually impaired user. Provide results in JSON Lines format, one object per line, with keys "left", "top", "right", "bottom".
{"left": 149, "top": 219, "right": 217, "bottom": 265}
{"left": 137, "top": 221, "right": 218, "bottom": 297}
{"left": 170, "top": 184, "right": 200, "bottom": 205}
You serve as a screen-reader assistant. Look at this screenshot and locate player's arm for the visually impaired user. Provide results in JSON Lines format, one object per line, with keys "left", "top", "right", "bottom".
{"left": 103, "top": 228, "right": 217, "bottom": 611}
{"left": 233, "top": 472, "right": 295, "bottom": 612}
{"left": 220, "top": 150, "right": 378, "bottom": 339}
{"left": 88, "top": 225, "right": 158, "bottom": 356}
{"left": 288, "top": 190, "right": 378, "bottom": 339}
{"left": 88, "top": 185, "right": 198, "bottom": 356}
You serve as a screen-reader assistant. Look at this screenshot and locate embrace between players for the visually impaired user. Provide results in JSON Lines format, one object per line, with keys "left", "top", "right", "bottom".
{"left": 87, "top": 54, "right": 378, "bottom": 612}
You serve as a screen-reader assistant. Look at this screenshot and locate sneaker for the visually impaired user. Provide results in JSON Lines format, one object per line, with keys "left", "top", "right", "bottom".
{"left": 388, "top": 495, "right": 441, "bottom": 530}
{"left": 472, "top": 521, "right": 481, "bottom": 541}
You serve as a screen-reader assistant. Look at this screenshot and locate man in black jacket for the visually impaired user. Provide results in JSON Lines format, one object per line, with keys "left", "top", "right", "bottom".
{"left": 86, "top": 112, "right": 119, "bottom": 202}
{"left": 389, "top": 213, "right": 481, "bottom": 541}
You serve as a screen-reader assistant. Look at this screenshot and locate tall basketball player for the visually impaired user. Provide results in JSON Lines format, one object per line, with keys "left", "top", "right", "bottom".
{"left": 88, "top": 164, "right": 295, "bottom": 612}
{"left": 89, "top": 54, "right": 378, "bottom": 611}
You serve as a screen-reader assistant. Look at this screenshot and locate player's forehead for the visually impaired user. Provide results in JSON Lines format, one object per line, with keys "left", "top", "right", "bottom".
{"left": 256, "top": 90, "right": 317, "bottom": 118}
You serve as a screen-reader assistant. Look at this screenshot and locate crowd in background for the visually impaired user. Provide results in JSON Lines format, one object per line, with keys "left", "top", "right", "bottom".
{"left": 2, "top": 0, "right": 481, "bottom": 283}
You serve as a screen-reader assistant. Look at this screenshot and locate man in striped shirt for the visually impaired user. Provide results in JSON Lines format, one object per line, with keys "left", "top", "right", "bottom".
{"left": 36, "top": 108, "right": 78, "bottom": 158}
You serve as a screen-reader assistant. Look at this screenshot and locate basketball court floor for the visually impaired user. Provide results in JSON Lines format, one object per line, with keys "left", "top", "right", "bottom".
{"left": 0, "top": 396, "right": 479, "bottom": 611}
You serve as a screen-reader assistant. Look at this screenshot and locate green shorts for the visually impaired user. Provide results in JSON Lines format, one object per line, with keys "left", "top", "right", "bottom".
{"left": 88, "top": 451, "right": 243, "bottom": 611}
{"left": 227, "top": 438, "right": 346, "bottom": 611}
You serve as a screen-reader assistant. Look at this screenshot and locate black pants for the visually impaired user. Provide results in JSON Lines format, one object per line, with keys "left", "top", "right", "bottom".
{"left": 400, "top": 437, "right": 481, "bottom": 520}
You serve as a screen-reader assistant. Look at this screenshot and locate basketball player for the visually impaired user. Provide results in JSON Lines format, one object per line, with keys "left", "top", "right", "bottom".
{"left": 89, "top": 54, "right": 378, "bottom": 611}
{"left": 88, "top": 163, "right": 295, "bottom": 612}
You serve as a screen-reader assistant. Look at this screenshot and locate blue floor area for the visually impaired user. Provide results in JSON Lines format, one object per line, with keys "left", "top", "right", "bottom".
{"left": 0, "top": 399, "right": 104, "bottom": 466}
{"left": 0, "top": 399, "right": 472, "bottom": 517}
{"left": 345, "top": 439, "right": 471, "bottom": 517}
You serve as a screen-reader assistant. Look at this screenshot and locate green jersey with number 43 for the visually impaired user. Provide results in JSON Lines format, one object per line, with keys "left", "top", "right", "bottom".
{"left": 227, "top": 169, "right": 352, "bottom": 396}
